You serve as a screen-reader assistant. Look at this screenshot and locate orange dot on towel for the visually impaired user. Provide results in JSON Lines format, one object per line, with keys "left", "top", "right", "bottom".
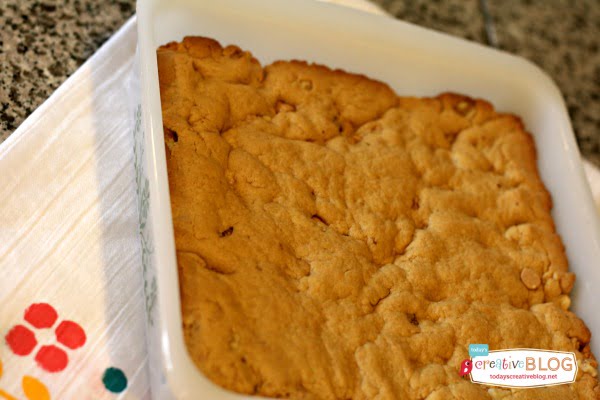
{"left": 22, "top": 376, "right": 50, "bottom": 400}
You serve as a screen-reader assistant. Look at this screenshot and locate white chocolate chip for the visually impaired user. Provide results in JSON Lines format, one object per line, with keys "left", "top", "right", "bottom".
{"left": 299, "top": 79, "right": 313, "bottom": 90}
{"left": 581, "top": 361, "right": 599, "bottom": 377}
{"left": 454, "top": 100, "right": 474, "bottom": 116}
{"left": 544, "top": 278, "right": 562, "bottom": 298}
{"left": 275, "top": 101, "right": 295, "bottom": 113}
{"left": 560, "top": 272, "right": 575, "bottom": 293}
{"left": 555, "top": 294, "right": 571, "bottom": 310}
{"left": 521, "top": 268, "right": 541, "bottom": 290}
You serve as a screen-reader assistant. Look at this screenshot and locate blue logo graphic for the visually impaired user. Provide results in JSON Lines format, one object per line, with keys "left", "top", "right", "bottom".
{"left": 469, "top": 344, "right": 489, "bottom": 358}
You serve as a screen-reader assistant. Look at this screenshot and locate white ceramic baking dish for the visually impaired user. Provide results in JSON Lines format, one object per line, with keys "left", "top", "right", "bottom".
{"left": 134, "top": 0, "right": 600, "bottom": 398}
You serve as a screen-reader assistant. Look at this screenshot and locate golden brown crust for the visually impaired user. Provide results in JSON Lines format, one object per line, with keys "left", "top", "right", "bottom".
{"left": 157, "top": 36, "right": 599, "bottom": 399}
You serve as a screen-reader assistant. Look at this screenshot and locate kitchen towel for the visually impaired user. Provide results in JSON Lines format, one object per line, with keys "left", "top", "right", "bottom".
{"left": 0, "top": 1, "right": 599, "bottom": 399}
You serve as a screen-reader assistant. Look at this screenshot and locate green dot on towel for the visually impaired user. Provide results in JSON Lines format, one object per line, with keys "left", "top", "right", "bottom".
{"left": 102, "top": 367, "right": 127, "bottom": 393}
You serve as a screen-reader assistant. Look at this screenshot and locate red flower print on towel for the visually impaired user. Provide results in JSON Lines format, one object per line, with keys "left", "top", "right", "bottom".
{"left": 4, "top": 303, "right": 86, "bottom": 373}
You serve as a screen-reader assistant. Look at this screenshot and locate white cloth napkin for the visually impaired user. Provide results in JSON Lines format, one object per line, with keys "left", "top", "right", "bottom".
{"left": 0, "top": 16, "right": 149, "bottom": 400}
{"left": 0, "top": 2, "right": 598, "bottom": 399}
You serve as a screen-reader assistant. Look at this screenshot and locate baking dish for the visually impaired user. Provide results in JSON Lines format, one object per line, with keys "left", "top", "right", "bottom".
{"left": 133, "top": 0, "right": 600, "bottom": 398}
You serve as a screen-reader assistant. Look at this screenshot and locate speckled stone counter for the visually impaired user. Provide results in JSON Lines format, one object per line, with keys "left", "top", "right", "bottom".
{"left": 372, "top": 0, "right": 600, "bottom": 166}
{"left": 1, "top": 0, "right": 599, "bottom": 165}
{"left": 0, "top": 0, "right": 134, "bottom": 138}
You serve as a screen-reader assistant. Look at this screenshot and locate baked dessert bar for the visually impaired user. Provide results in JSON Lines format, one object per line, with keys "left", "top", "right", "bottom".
{"left": 157, "top": 36, "right": 599, "bottom": 399}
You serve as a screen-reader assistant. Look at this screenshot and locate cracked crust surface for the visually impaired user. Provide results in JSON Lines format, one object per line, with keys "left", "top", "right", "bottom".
{"left": 157, "top": 37, "right": 599, "bottom": 399}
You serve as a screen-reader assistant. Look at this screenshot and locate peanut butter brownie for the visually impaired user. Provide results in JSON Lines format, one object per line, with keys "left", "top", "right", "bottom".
{"left": 157, "top": 37, "right": 599, "bottom": 399}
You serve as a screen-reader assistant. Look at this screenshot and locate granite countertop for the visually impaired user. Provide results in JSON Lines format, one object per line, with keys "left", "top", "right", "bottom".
{"left": 1, "top": 0, "right": 599, "bottom": 166}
